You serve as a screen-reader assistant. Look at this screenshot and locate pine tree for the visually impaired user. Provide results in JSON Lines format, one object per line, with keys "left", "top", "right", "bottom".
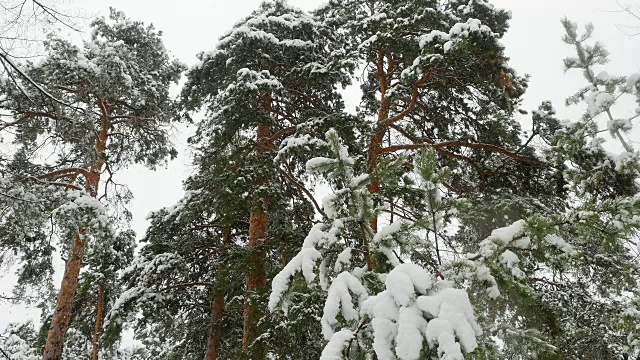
{"left": 104, "top": 194, "right": 245, "bottom": 359}
{"left": 269, "top": 3, "right": 640, "bottom": 360}
{"left": 178, "top": 1, "right": 352, "bottom": 358}
{"left": 521, "top": 19, "right": 640, "bottom": 358}
{"left": 317, "top": 0, "right": 532, "bottom": 236}
{"left": 0, "top": 9, "right": 183, "bottom": 359}
{"left": 2, "top": 1, "right": 638, "bottom": 359}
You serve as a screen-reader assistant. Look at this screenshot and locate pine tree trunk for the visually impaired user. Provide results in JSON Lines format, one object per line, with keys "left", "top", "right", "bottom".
{"left": 367, "top": 130, "right": 386, "bottom": 234}
{"left": 91, "top": 283, "right": 106, "bottom": 360}
{"left": 362, "top": 49, "right": 393, "bottom": 271}
{"left": 242, "top": 210, "right": 268, "bottom": 352}
{"left": 206, "top": 287, "right": 226, "bottom": 360}
{"left": 42, "top": 232, "right": 86, "bottom": 360}
{"left": 43, "top": 102, "right": 109, "bottom": 360}
{"left": 242, "top": 121, "right": 272, "bottom": 357}
{"left": 206, "top": 226, "right": 231, "bottom": 360}
{"left": 368, "top": 49, "right": 392, "bottom": 235}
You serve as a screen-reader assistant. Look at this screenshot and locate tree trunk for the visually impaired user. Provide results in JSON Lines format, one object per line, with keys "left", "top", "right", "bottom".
{"left": 362, "top": 49, "right": 393, "bottom": 271}
{"left": 242, "top": 121, "right": 272, "bottom": 357}
{"left": 206, "top": 226, "right": 231, "bottom": 360}
{"left": 367, "top": 130, "right": 386, "bottom": 234}
{"left": 368, "top": 49, "right": 392, "bottom": 234}
{"left": 242, "top": 210, "right": 268, "bottom": 352}
{"left": 91, "top": 283, "right": 106, "bottom": 360}
{"left": 42, "top": 232, "right": 86, "bottom": 360}
{"left": 206, "top": 287, "right": 226, "bottom": 360}
{"left": 43, "top": 102, "right": 109, "bottom": 360}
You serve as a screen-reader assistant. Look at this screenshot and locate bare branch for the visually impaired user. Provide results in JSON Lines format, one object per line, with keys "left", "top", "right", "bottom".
{"left": 31, "top": 0, "right": 81, "bottom": 32}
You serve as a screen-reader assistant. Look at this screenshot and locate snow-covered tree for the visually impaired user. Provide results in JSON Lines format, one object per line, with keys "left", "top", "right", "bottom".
{"left": 3, "top": 1, "right": 639, "bottom": 359}
{"left": 316, "top": 0, "right": 535, "bottom": 237}
{"left": 103, "top": 195, "right": 246, "bottom": 360}
{"left": 0, "top": 322, "right": 40, "bottom": 360}
{"left": 178, "top": 1, "right": 353, "bottom": 357}
{"left": 0, "top": 8, "right": 183, "bottom": 359}
{"left": 522, "top": 19, "right": 640, "bottom": 358}
{"left": 270, "top": 130, "right": 487, "bottom": 359}
{"left": 269, "top": 6, "right": 640, "bottom": 360}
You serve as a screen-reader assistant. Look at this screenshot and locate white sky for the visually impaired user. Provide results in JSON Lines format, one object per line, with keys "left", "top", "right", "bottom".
{"left": 1, "top": 0, "right": 639, "bottom": 334}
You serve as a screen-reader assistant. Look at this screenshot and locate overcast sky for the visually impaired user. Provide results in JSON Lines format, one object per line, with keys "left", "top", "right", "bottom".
{"left": 2, "top": 0, "right": 639, "bottom": 333}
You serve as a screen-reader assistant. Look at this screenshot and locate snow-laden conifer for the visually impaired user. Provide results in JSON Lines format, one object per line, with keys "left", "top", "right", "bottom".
{"left": 270, "top": 129, "right": 484, "bottom": 359}
{"left": 0, "top": 8, "right": 183, "bottom": 359}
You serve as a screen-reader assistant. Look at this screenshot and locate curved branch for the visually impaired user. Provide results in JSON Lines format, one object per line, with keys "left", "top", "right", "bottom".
{"left": 26, "top": 177, "right": 82, "bottom": 191}
{"left": 382, "top": 70, "right": 436, "bottom": 126}
{"left": 278, "top": 168, "right": 327, "bottom": 219}
{"left": 267, "top": 126, "right": 296, "bottom": 145}
{"left": 36, "top": 167, "right": 90, "bottom": 180}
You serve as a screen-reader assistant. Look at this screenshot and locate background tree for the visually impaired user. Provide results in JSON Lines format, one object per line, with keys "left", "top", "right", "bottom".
{"left": 529, "top": 18, "right": 640, "bottom": 358}
{"left": 0, "top": 8, "right": 183, "bottom": 359}
{"left": 0, "top": 0, "right": 82, "bottom": 116}
{"left": 104, "top": 196, "right": 246, "bottom": 360}
{"left": 0, "top": 322, "right": 40, "bottom": 359}
{"left": 616, "top": 1, "right": 640, "bottom": 36}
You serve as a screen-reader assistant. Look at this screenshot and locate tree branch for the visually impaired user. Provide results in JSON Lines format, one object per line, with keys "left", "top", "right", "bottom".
{"left": 382, "top": 70, "right": 436, "bottom": 126}
{"left": 0, "top": 51, "right": 84, "bottom": 111}
{"left": 278, "top": 167, "right": 327, "bottom": 219}
{"left": 161, "top": 282, "right": 214, "bottom": 291}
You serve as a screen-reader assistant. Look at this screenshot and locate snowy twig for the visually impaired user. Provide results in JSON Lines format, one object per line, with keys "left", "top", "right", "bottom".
{"left": 161, "top": 282, "right": 214, "bottom": 291}
{"left": 0, "top": 346, "right": 10, "bottom": 360}
{"left": 345, "top": 320, "right": 369, "bottom": 356}
{"left": 0, "top": 191, "right": 41, "bottom": 204}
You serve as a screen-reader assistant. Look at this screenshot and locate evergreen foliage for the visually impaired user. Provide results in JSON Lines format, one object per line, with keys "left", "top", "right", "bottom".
{"left": 0, "top": 1, "right": 639, "bottom": 360}
{"left": 0, "top": 8, "right": 183, "bottom": 359}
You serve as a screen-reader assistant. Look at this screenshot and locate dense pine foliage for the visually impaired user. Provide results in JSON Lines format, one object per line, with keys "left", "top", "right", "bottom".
{"left": 1, "top": 1, "right": 640, "bottom": 359}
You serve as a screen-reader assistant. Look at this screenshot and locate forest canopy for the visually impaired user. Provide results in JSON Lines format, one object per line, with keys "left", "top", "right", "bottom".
{"left": 0, "top": 1, "right": 639, "bottom": 359}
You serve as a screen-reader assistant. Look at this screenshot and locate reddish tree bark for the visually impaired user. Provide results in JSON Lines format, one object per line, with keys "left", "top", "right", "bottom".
{"left": 206, "top": 287, "right": 226, "bottom": 360}
{"left": 43, "top": 102, "right": 109, "bottom": 360}
{"left": 42, "top": 232, "right": 86, "bottom": 360}
{"left": 368, "top": 49, "right": 392, "bottom": 233}
{"left": 91, "top": 283, "right": 106, "bottom": 360}
{"left": 206, "top": 226, "right": 231, "bottom": 360}
{"left": 242, "top": 121, "right": 272, "bottom": 357}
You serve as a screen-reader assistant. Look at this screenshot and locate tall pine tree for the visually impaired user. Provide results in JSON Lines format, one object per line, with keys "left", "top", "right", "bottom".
{"left": 0, "top": 9, "right": 183, "bottom": 359}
